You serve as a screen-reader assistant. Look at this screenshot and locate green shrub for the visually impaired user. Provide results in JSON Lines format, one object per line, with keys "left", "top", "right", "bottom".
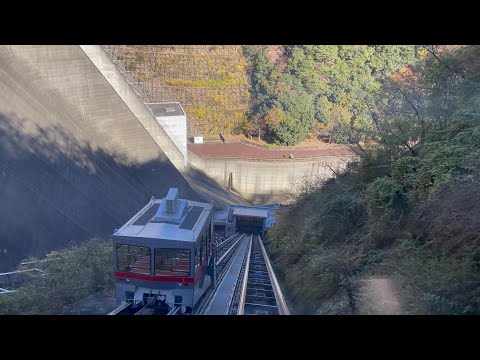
{"left": 0, "top": 238, "right": 114, "bottom": 315}
{"left": 392, "top": 156, "right": 420, "bottom": 189}
{"left": 391, "top": 237, "right": 480, "bottom": 314}
{"left": 312, "top": 192, "right": 367, "bottom": 244}
{"left": 264, "top": 46, "right": 480, "bottom": 314}
{"left": 367, "top": 177, "right": 407, "bottom": 217}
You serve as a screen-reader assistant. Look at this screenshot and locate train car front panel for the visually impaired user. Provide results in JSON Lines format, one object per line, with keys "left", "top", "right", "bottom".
{"left": 111, "top": 189, "right": 214, "bottom": 313}
{"left": 113, "top": 236, "right": 196, "bottom": 307}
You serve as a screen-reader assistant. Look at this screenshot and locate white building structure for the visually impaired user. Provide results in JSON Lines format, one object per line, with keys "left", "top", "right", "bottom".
{"left": 145, "top": 102, "right": 187, "bottom": 166}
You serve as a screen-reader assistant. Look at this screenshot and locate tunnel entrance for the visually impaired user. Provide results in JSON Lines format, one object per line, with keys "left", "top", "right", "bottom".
{"left": 235, "top": 216, "right": 264, "bottom": 235}
{"left": 220, "top": 205, "right": 278, "bottom": 239}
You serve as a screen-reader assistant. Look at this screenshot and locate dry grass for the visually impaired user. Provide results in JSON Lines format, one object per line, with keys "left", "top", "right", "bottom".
{"left": 419, "top": 174, "right": 480, "bottom": 256}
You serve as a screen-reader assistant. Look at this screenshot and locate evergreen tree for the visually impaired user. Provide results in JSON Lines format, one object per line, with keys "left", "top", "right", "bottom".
{"left": 244, "top": 45, "right": 419, "bottom": 145}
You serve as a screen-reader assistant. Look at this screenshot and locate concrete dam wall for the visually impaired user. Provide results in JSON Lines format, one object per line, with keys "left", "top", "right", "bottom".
{"left": 188, "top": 150, "right": 354, "bottom": 204}
{"left": 0, "top": 45, "right": 199, "bottom": 272}
{"left": 79, "top": 46, "right": 186, "bottom": 170}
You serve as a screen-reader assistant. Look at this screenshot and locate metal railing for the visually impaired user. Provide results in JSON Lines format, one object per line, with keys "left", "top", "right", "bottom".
{"left": 0, "top": 287, "right": 15, "bottom": 294}
{"left": 258, "top": 236, "right": 290, "bottom": 315}
{"left": 0, "top": 268, "right": 46, "bottom": 294}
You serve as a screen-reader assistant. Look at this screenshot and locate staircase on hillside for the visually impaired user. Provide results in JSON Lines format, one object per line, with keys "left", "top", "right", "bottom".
{"left": 101, "top": 45, "right": 152, "bottom": 102}
{"left": 99, "top": 45, "right": 202, "bottom": 139}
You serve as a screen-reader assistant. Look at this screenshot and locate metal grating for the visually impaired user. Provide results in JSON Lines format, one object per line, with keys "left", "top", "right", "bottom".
{"left": 179, "top": 206, "right": 203, "bottom": 230}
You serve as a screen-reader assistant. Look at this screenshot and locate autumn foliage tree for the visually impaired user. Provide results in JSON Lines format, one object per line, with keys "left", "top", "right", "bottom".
{"left": 244, "top": 45, "right": 419, "bottom": 145}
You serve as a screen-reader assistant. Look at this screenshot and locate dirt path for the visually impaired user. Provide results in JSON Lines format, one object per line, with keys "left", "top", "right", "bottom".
{"left": 356, "top": 277, "right": 403, "bottom": 315}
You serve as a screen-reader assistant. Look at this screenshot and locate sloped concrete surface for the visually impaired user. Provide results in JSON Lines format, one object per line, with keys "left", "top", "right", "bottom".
{"left": 0, "top": 45, "right": 200, "bottom": 272}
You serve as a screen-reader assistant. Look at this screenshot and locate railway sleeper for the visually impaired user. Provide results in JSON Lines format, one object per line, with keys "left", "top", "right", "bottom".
{"left": 246, "top": 295, "right": 277, "bottom": 306}
{"left": 250, "top": 264, "right": 265, "bottom": 268}
{"left": 246, "top": 289, "right": 275, "bottom": 298}
{"left": 247, "top": 279, "right": 272, "bottom": 286}
{"left": 248, "top": 272, "right": 270, "bottom": 280}
{"left": 249, "top": 262, "right": 267, "bottom": 267}
{"left": 249, "top": 267, "right": 268, "bottom": 274}
{"left": 246, "top": 283, "right": 273, "bottom": 291}
{"left": 244, "top": 303, "right": 280, "bottom": 315}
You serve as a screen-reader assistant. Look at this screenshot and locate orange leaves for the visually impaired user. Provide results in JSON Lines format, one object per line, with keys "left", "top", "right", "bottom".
{"left": 389, "top": 67, "right": 419, "bottom": 84}
{"left": 264, "top": 108, "right": 284, "bottom": 130}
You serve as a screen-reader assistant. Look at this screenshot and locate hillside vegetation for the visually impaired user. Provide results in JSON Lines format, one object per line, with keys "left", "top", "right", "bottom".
{"left": 242, "top": 45, "right": 419, "bottom": 145}
{"left": 266, "top": 45, "right": 480, "bottom": 314}
{"left": 0, "top": 239, "right": 114, "bottom": 314}
{"left": 113, "top": 45, "right": 421, "bottom": 145}
{"left": 114, "top": 45, "right": 250, "bottom": 136}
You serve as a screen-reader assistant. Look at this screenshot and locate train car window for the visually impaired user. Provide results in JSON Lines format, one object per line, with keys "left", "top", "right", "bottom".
{"left": 116, "top": 244, "right": 151, "bottom": 275}
{"left": 155, "top": 249, "right": 191, "bottom": 277}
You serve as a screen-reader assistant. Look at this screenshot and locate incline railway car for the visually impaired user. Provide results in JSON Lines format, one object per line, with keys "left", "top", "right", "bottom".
{"left": 112, "top": 188, "right": 214, "bottom": 314}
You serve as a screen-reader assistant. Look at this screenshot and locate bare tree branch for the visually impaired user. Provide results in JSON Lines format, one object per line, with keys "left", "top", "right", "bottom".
{"left": 423, "top": 45, "right": 466, "bottom": 80}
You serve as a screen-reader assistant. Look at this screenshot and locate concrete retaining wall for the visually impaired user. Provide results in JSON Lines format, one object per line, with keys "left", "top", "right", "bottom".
{"left": 188, "top": 151, "right": 354, "bottom": 204}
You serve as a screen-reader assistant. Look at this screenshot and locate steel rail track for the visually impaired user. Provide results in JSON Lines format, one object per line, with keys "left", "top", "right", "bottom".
{"left": 235, "top": 235, "right": 252, "bottom": 314}
{"left": 236, "top": 235, "right": 290, "bottom": 315}
{"left": 216, "top": 234, "right": 243, "bottom": 266}
{"left": 107, "top": 302, "right": 133, "bottom": 315}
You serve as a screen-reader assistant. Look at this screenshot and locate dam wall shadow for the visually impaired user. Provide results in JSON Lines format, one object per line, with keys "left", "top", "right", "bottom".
{"left": 0, "top": 46, "right": 199, "bottom": 272}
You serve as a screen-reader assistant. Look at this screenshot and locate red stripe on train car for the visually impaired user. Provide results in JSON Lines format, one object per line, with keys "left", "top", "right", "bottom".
{"left": 115, "top": 272, "right": 195, "bottom": 283}
{"left": 115, "top": 255, "right": 212, "bottom": 284}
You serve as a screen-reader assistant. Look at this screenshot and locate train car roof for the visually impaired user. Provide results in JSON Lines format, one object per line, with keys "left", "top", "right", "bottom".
{"left": 113, "top": 192, "right": 213, "bottom": 242}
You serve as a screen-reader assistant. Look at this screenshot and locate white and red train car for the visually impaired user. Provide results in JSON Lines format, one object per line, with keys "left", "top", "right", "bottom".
{"left": 112, "top": 188, "right": 214, "bottom": 314}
